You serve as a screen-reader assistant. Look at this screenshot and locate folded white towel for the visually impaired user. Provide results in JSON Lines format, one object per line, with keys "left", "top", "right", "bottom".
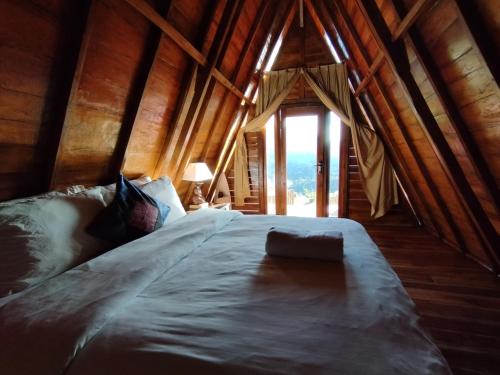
{"left": 265, "top": 227, "right": 344, "bottom": 261}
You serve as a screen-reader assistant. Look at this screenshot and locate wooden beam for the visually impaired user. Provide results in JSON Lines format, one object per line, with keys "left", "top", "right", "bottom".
{"left": 48, "top": 0, "right": 94, "bottom": 189}
{"left": 392, "top": 0, "right": 500, "bottom": 214}
{"left": 353, "top": 0, "right": 434, "bottom": 97}
{"left": 354, "top": 53, "right": 383, "bottom": 96}
{"left": 108, "top": 1, "right": 172, "bottom": 179}
{"left": 392, "top": 0, "right": 435, "bottom": 41}
{"left": 153, "top": 63, "right": 198, "bottom": 179}
{"left": 153, "top": 4, "right": 221, "bottom": 180}
{"left": 124, "top": 0, "right": 206, "bottom": 65}
{"left": 355, "top": 0, "right": 499, "bottom": 268}
{"left": 198, "top": 0, "right": 271, "bottom": 170}
{"left": 212, "top": 69, "right": 252, "bottom": 104}
{"left": 124, "top": 0, "right": 251, "bottom": 108}
{"left": 328, "top": 0, "right": 455, "bottom": 240}
{"left": 452, "top": 0, "right": 500, "bottom": 88}
{"left": 208, "top": 0, "right": 297, "bottom": 201}
{"left": 171, "top": 0, "right": 245, "bottom": 186}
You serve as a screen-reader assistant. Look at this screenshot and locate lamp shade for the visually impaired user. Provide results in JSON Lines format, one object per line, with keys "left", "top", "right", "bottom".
{"left": 182, "top": 162, "right": 213, "bottom": 182}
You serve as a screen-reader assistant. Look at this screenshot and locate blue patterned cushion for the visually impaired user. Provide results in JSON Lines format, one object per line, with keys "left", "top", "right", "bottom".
{"left": 87, "top": 175, "right": 170, "bottom": 244}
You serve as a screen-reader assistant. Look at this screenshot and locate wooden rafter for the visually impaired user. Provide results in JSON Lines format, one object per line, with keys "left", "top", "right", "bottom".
{"left": 48, "top": 0, "right": 94, "bottom": 189}
{"left": 391, "top": 0, "right": 435, "bottom": 41}
{"left": 391, "top": 0, "right": 500, "bottom": 214}
{"left": 354, "top": 53, "right": 383, "bottom": 96}
{"left": 153, "top": 2, "right": 235, "bottom": 180}
{"left": 198, "top": 0, "right": 272, "bottom": 174}
{"left": 355, "top": 0, "right": 499, "bottom": 269}
{"left": 124, "top": 0, "right": 206, "bottom": 65}
{"left": 327, "top": 0, "right": 458, "bottom": 241}
{"left": 153, "top": 63, "right": 198, "bottom": 180}
{"left": 207, "top": 0, "right": 298, "bottom": 202}
{"left": 124, "top": 0, "right": 251, "bottom": 104}
{"left": 108, "top": 1, "right": 172, "bottom": 179}
{"left": 170, "top": 0, "right": 246, "bottom": 187}
{"left": 353, "top": 0, "right": 434, "bottom": 97}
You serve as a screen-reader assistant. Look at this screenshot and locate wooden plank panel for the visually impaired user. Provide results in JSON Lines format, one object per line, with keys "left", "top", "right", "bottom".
{"left": 50, "top": 0, "right": 152, "bottom": 188}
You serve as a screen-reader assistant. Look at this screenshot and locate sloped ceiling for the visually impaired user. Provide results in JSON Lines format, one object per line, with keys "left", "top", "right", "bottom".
{"left": 0, "top": 0, "right": 498, "bottom": 271}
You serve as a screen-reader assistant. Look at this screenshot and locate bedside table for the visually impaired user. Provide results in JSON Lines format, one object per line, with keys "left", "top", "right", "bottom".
{"left": 187, "top": 202, "right": 231, "bottom": 213}
{"left": 209, "top": 202, "right": 231, "bottom": 211}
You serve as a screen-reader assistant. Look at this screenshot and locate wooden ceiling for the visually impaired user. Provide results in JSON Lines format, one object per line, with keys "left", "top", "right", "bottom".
{"left": 0, "top": 0, "right": 498, "bottom": 271}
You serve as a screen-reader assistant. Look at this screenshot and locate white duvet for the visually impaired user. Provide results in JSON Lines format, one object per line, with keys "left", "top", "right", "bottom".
{"left": 0, "top": 209, "right": 450, "bottom": 374}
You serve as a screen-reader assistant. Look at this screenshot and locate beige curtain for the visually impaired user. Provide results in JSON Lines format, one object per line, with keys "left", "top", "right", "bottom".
{"left": 234, "top": 70, "right": 300, "bottom": 205}
{"left": 233, "top": 63, "right": 398, "bottom": 217}
{"left": 303, "top": 64, "right": 398, "bottom": 218}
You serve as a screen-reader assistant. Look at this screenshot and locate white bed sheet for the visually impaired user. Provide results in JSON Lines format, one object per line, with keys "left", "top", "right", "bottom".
{"left": 0, "top": 210, "right": 450, "bottom": 374}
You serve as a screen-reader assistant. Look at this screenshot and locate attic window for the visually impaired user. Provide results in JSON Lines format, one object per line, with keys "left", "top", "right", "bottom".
{"left": 264, "top": 37, "right": 283, "bottom": 72}
{"left": 255, "top": 34, "right": 272, "bottom": 71}
{"left": 324, "top": 36, "right": 341, "bottom": 63}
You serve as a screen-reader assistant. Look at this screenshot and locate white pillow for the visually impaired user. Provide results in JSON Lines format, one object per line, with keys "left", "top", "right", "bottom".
{"left": 0, "top": 184, "right": 96, "bottom": 209}
{"left": 0, "top": 188, "right": 111, "bottom": 297}
{"left": 140, "top": 176, "right": 186, "bottom": 224}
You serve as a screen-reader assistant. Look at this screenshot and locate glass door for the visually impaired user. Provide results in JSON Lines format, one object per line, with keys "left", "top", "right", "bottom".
{"left": 284, "top": 115, "right": 319, "bottom": 217}
{"left": 265, "top": 106, "right": 342, "bottom": 217}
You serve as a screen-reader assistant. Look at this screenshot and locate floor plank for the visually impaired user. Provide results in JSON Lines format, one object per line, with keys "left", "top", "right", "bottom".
{"left": 365, "top": 225, "right": 500, "bottom": 375}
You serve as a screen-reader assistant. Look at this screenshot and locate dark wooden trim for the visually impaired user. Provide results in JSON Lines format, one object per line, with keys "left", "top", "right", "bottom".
{"left": 48, "top": 0, "right": 94, "bottom": 189}
{"left": 317, "top": 107, "right": 328, "bottom": 217}
{"left": 338, "top": 123, "right": 349, "bottom": 218}
{"left": 275, "top": 108, "right": 287, "bottom": 215}
{"left": 452, "top": 0, "right": 500, "bottom": 89}
{"left": 108, "top": 1, "right": 172, "bottom": 179}
{"left": 258, "top": 129, "right": 267, "bottom": 214}
{"left": 392, "top": 0, "right": 500, "bottom": 214}
{"left": 356, "top": 0, "right": 499, "bottom": 269}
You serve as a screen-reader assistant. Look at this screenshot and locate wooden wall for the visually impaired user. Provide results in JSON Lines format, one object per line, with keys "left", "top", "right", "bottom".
{"left": 0, "top": 0, "right": 88, "bottom": 198}
{"left": 0, "top": 0, "right": 498, "bottom": 271}
{"left": 0, "top": 0, "right": 277, "bottom": 205}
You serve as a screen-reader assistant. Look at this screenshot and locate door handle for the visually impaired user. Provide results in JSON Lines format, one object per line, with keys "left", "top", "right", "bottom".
{"left": 315, "top": 161, "right": 324, "bottom": 175}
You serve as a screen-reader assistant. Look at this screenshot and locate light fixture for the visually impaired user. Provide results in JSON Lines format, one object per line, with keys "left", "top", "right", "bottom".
{"left": 182, "top": 162, "right": 213, "bottom": 206}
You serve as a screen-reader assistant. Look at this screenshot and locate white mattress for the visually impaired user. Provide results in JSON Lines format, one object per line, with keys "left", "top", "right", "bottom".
{"left": 0, "top": 209, "right": 450, "bottom": 374}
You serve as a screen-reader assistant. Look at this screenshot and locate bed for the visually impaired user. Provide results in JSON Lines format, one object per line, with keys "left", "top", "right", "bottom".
{"left": 0, "top": 208, "right": 450, "bottom": 374}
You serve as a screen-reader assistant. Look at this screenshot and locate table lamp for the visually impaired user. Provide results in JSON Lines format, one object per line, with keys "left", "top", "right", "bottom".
{"left": 182, "top": 162, "right": 213, "bottom": 205}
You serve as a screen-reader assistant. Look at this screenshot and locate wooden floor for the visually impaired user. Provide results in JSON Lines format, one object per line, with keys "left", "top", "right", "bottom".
{"left": 365, "top": 225, "right": 500, "bottom": 375}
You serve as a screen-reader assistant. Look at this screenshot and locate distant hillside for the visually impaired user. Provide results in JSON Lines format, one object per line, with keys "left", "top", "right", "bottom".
{"left": 267, "top": 152, "right": 339, "bottom": 195}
